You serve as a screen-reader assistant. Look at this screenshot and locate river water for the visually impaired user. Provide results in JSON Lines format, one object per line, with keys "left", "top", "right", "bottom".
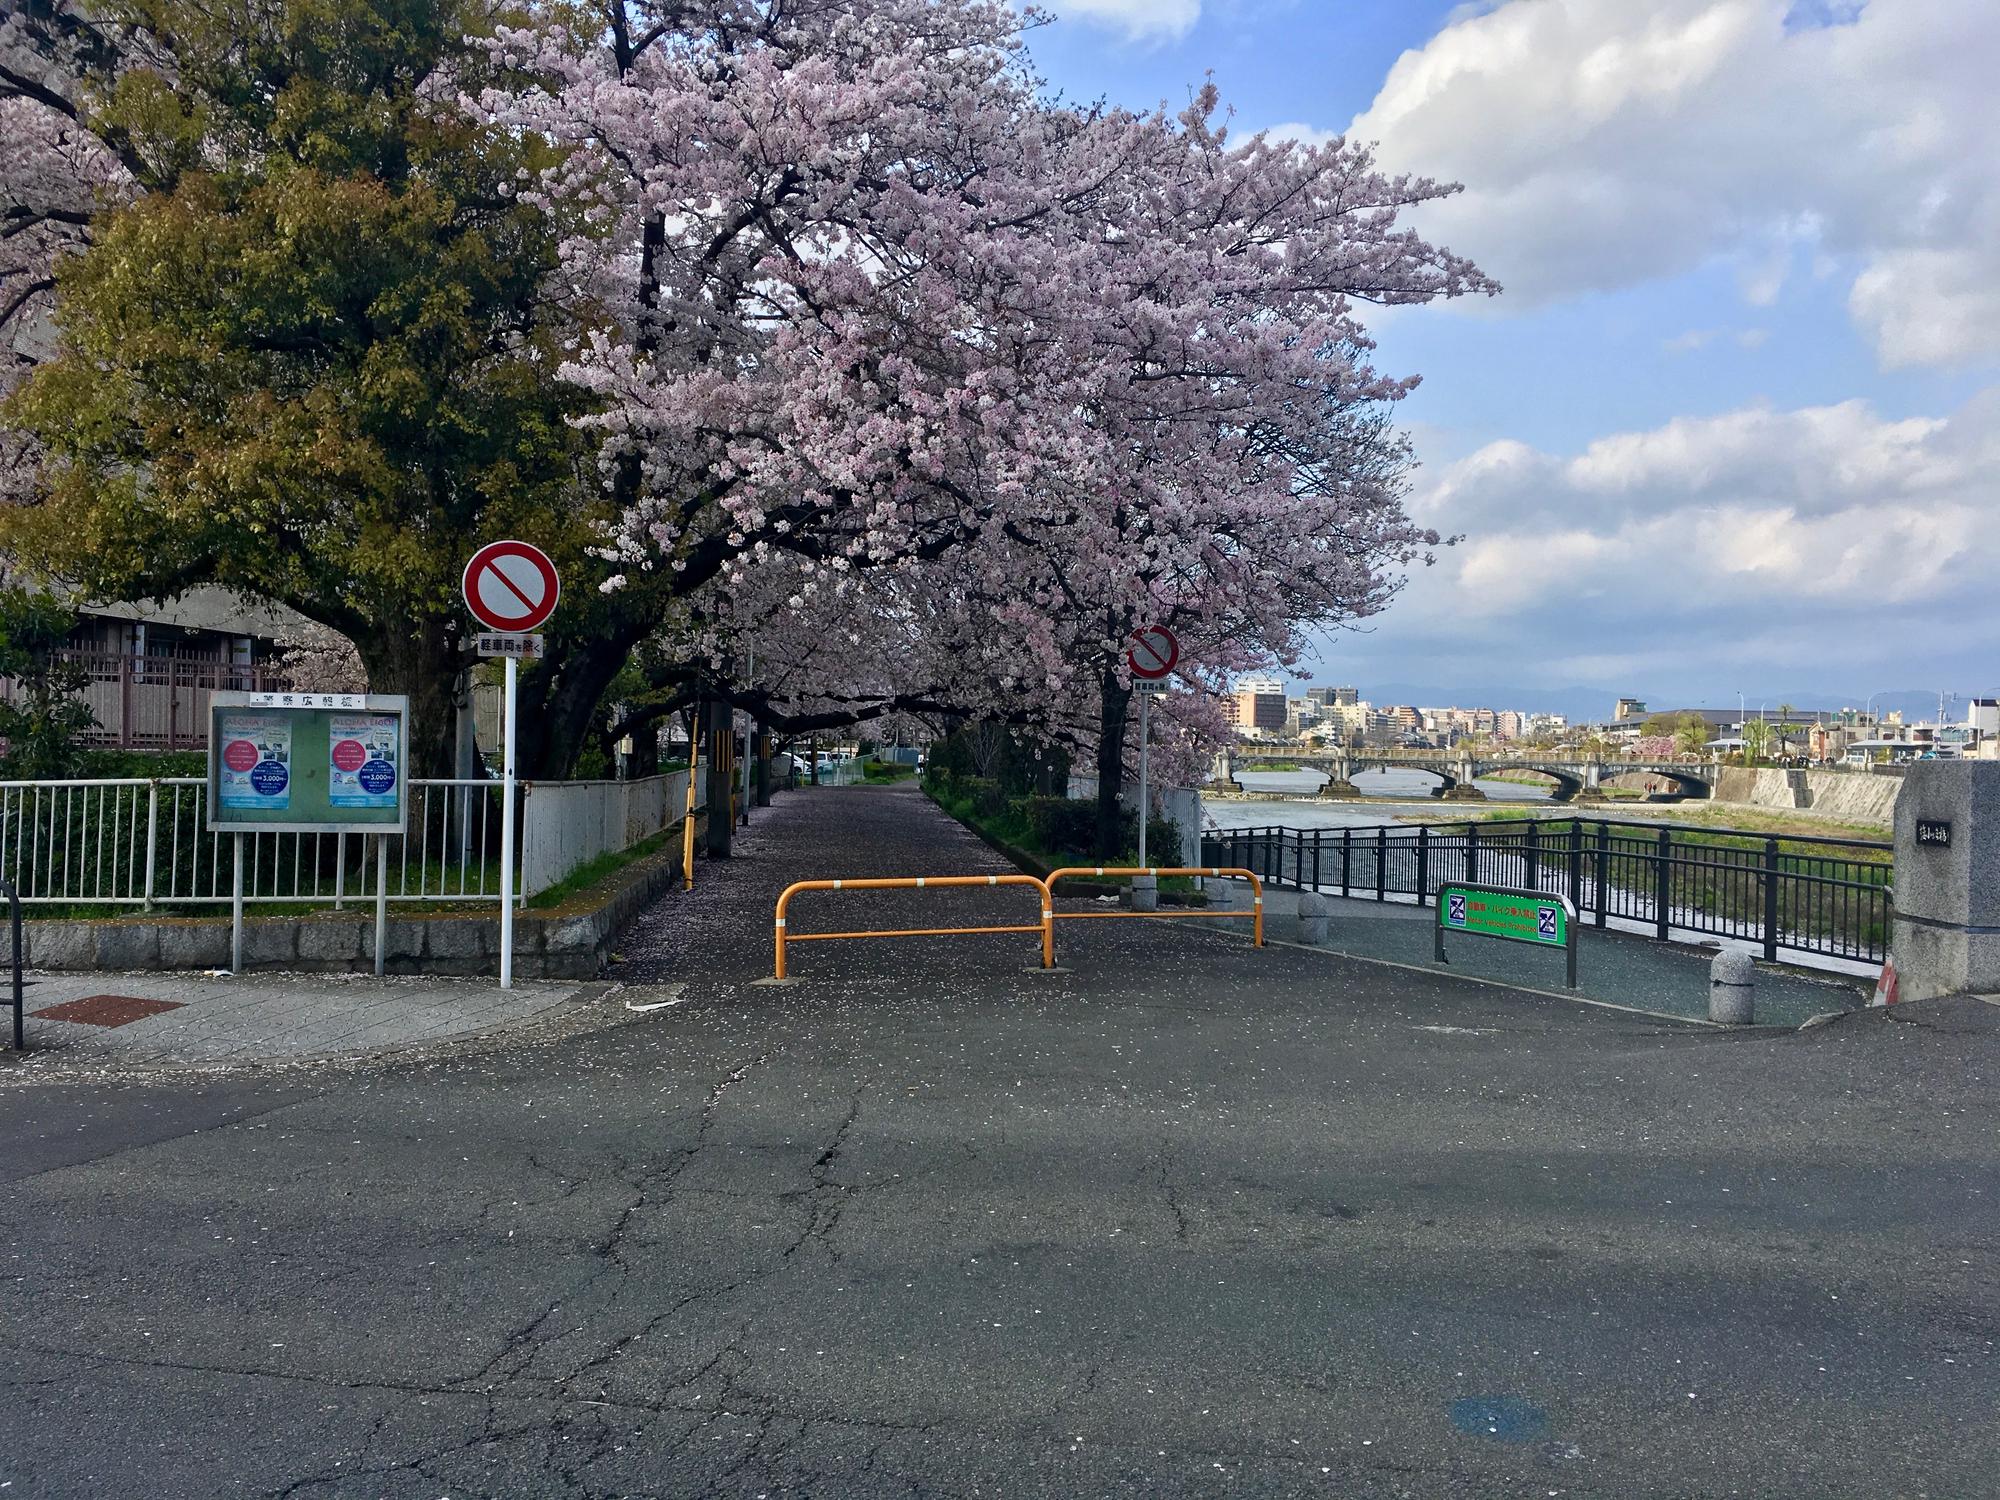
{"left": 1206, "top": 769, "right": 1553, "bottom": 831}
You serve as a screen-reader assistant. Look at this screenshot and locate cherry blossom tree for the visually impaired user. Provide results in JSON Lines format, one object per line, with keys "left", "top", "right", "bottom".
{"left": 9, "top": 0, "right": 1493, "bottom": 803}
{"left": 475, "top": 6, "right": 1488, "bottom": 843}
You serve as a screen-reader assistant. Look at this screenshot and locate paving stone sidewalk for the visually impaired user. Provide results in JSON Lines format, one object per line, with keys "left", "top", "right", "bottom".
{"left": 2, "top": 971, "right": 636, "bottom": 1070}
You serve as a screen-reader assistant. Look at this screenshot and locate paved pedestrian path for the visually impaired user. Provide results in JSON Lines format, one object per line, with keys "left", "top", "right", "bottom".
{"left": 0, "top": 781, "right": 1991, "bottom": 1498}
{"left": 4, "top": 972, "right": 635, "bottom": 1072}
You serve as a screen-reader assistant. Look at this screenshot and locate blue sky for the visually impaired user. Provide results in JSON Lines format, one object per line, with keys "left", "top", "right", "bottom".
{"left": 1027, "top": 0, "right": 2000, "bottom": 716}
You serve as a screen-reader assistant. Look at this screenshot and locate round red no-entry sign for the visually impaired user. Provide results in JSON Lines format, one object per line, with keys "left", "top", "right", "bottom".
{"left": 462, "top": 540, "right": 560, "bottom": 633}
{"left": 1127, "top": 624, "right": 1179, "bottom": 681}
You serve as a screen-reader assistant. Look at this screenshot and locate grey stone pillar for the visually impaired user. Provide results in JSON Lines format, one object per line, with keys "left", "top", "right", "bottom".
{"left": 1892, "top": 762, "right": 2000, "bottom": 1002}
{"left": 1708, "top": 948, "right": 1755, "bottom": 1024}
{"left": 1130, "top": 875, "right": 1158, "bottom": 913}
{"left": 1297, "top": 892, "right": 1329, "bottom": 946}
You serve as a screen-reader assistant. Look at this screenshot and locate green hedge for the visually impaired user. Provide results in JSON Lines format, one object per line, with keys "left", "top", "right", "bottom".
{"left": 925, "top": 770, "right": 1179, "bottom": 864}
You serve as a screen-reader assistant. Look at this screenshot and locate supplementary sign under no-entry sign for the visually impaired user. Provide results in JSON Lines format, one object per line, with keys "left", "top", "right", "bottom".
{"left": 1434, "top": 881, "right": 1579, "bottom": 989}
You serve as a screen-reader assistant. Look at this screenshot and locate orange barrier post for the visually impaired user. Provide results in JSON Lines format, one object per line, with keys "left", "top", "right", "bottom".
{"left": 772, "top": 874, "right": 1055, "bottom": 981}
{"left": 681, "top": 733, "right": 701, "bottom": 889}
{"left": 1043, "top": 866, "right": 1265, "bottom": 962}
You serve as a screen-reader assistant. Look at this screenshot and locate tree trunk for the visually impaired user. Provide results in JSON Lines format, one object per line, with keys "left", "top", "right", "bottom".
{"left": 512, "top": 637, "right": 633, "bottom": 780}
{"left": 355, "top": 622, "right": 461, "bottom": 778}
{"left": 628, "top": 720, "right": 659, "bottom": 779}
{"left": 1094, "top": 670, "right": 1131, "bottom": 860}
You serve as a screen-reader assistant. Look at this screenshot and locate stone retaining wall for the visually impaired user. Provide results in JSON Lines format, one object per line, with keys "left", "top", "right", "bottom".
{"left": 1711, "top": 767, "right": 1898, "bottom": 824}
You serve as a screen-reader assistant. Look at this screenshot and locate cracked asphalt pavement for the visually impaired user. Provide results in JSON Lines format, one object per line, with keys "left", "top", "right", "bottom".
{"left": 0, "top": 784, "right": 1993, "bottom": 1497}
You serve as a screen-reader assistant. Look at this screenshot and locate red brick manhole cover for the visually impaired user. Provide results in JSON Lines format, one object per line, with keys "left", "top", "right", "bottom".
{"left": 32, "top": 994, "right": 187, "bottom": 1028}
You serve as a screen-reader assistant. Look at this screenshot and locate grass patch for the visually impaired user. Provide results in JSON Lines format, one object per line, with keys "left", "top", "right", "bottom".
{"left": 524, "top": 827, "right": 676, "bottom": 909}
{"left": 923, "top": 780, "right": 1202, "bottom": 899}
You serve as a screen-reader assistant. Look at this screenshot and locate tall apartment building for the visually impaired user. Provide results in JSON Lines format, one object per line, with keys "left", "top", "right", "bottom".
{"left": 1227, "top": 676, "right": 1289, "bottom": 735}
{"left": 1308, "top": 685, "right": 1360, "bottom": 708}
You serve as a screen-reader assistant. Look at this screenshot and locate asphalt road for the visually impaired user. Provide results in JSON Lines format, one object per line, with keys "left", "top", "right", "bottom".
{"left": 0, "top": 785, "right": 1992, "bottom": 1498}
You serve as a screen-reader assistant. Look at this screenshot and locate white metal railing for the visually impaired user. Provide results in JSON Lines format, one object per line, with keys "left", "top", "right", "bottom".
{"left": 0, "top": 775, "right": 705, "bottom": 909}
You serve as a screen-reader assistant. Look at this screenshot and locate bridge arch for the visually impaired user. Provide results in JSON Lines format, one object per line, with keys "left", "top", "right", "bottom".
{"left": 1484, "top": 764, "right": 1586, "bottom": 801}
{"left": 1348, "top": 758, "right": 1459, "bottom": 796}
{"left": 1621, "top": 766, "right": 1712, "bottom": 799}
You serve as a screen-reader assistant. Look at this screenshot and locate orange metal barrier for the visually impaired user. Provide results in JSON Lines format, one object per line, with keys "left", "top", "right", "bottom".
{"left": 1043, "top": 867, "right": 1265, "bottom": 957}
{"left": 773, "top": 875, "right": 1054, "bottom": 980}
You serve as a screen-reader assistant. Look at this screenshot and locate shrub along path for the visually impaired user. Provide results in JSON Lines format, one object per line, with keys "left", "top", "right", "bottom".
{"left": 0, "top": 780, "right": 1991, "bottom": 1498}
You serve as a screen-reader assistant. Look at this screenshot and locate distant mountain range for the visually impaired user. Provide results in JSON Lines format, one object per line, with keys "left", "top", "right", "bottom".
{"left": 1315, "top": 684, "right": 1964, "bottom": 726}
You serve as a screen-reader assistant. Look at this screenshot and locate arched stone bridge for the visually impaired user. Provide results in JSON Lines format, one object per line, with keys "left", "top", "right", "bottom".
{"left": 1211, "top": 746, "right": 1718, "bottom": 802}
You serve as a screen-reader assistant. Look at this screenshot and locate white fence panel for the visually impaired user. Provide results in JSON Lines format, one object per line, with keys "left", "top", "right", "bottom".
{"left": 518, "top": 771, "right": 694, "bottom": 898}
{"left": 1065, "top": 775, "right": 1203, "bottom": 866}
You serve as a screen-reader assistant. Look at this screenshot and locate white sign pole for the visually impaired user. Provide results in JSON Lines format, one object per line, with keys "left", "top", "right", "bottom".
{"left": 1138, "top": 688, "right": 1151, "bottom": 869}
{"left": 499, "top": 653, "right": 518, "bottom": 989}
{"left": 374, "top": 833, "right": 388, "bottom": 977}
{"left": 231, "top": 832, "right": 245, "bottom": 973}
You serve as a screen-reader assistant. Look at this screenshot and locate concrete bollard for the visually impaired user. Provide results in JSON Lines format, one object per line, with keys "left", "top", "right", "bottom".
{"left": 1297, "top": 891, "right": 1330, "bottom": 946}
{"left": 1709, "top": 948, "right": 1755, "bottom": 1025}
{"left": 1130, "top": 875, "right": 1159, "bottom": 913}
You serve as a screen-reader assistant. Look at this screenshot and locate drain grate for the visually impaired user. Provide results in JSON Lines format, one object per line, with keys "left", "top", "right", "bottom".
{"left": 32, "top": 994, "right": 187, "bottom": 1028}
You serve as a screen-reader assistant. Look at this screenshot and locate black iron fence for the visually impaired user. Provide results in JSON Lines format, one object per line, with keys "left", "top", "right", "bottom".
{"left": 1201, "top": 817, "right": 1892, "bottom": 966}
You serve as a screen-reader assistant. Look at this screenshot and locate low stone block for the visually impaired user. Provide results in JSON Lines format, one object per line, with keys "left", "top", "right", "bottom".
{"left": 544, "top": 913, "right": 605, "bottom": 959}
{"left": 95, "top": 922, "right": 162, "bottom": 970}
{"left": 158, "top": 921, "right": 230, "bottom": 971}
{"left": 24, "top": 921, "right": 96, "bottom": 970}
{"left": 242, "top": 921, "right": 300, "bottom": 968}
{"left": 297, "top": 920, "right": 367, "bottom": 966}
{"left": 423, "top": 918, "right": 491, "bottom": 962}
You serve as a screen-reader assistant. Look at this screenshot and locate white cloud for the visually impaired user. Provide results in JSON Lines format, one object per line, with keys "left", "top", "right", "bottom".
{"left": 1052, "top": 0, "right": 1200, "bottom": 42}
{"left": 1662, "top": 326, "right": 1767, "bottom": 352}
{"left": 1343, "top": 0, "right": 2000, "bottom": 368}
{"left": 1390, "top": 388, "right": 2000, "bottom": 680}
{"left": 1849, "top": 249, "right": 2000, "bottom": 369}
{"left": 1262, "top": 122, "right": 1340, "bottom": 149}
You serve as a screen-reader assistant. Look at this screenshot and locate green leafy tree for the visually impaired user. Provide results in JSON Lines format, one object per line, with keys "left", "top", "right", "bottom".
{"left": 2, "top": 0, "right": 608, "bottom": 774}
{"left": 1674, "top": 713, "right": 1711, "bottom": 758}
{"left": 1771, "top": 702, "right": 1798, "bottom": 758}
{"left": 1741, "top": 717, "right": 1774, "bottom": 765}
{"left": 0, "top": 591, "right": 94, "bottom": 777}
